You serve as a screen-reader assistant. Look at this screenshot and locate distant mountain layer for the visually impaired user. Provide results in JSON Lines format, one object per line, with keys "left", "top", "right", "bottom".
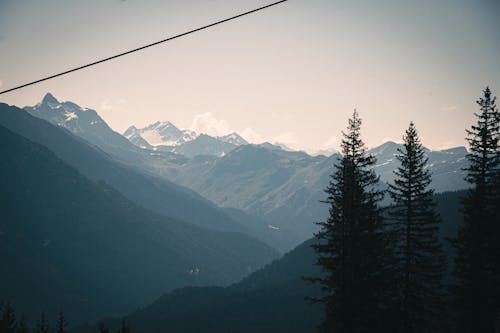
{"left": 76, "top": 190, "right": 464, "bottom": 333}
{"left": 123, "top": 120, "right": 248, "bottom": 157}
{"left": 23, "top": 94, "right": 470, "bottom": 251}
{"left": 124, "top": 121, "right": 197, "bottom": 148}
{"left": 167, "top": 142, "right": 469, "bottom": 247}
{"left": 1, "top": 103, "right": 257, "bottom": 236}
{"left": 24, "top": 93, "right": 188, "bottom": 174}
{"left": 0, "top": 121, "right": 278, "bottom": 325}
{"left": 6, "top": 101, "right": 300, "bottom": 252}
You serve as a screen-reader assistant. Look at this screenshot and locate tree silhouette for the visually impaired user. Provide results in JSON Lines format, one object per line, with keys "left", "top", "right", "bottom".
{"left": 388, "top": 122, "right": 446, "bottom": 331}
{"left": 0, "top": 302, "right": 17, "bottom": 333}
{"left": 98, "top": 321, "right": 110, "bottom": 333}
{"left": 453, "top": 87, "right": 500, "bottom": 332}
{"left": 34, "top": 312, "right": 49, "bottom": 333}
{"left": 16, "top": 316, "right": 29, "bottom": 333}
{"left": 310, "top": 110, "right": 393, "bottom": 332}
{"left": 116, "top": 319, "right": 131, "bottom": 333}
{"left": 55, "top": 312, "right": 68, "bottom": 333}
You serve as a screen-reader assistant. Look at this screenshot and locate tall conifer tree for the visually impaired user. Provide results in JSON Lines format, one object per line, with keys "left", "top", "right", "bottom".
{"left": 454, "top": 87, "right": 500, "bottom": 332}
{"left": 310, "top": 110, "right": 392, "bottom": 333}
{"left": 98, "top": 322, "right": 110, "bottom": 333}
{"left": 34, "top": 312, "right": 49, "bottom": 333}
{"left": 55, "top": 312, "right": 68, "bottom": 333}
{"left": 16, "top": 316, "right": 29, "bottom": 333}
{"left": 116, "top": 319, "right": 131, "bottom": 333}
{"left": 388, "top": 122, "right": 446, "bottom": 332}
{"left": 0, "top": 302, "right": 17, "bottom": 333}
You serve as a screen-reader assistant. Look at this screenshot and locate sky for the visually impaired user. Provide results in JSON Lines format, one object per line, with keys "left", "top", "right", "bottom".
{"left": 0, "top": 0, "right": 499, "bottom": 153}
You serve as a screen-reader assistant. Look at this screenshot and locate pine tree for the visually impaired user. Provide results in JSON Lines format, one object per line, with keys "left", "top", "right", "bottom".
{"left": 388, "top": 122, "right": 446, "bottom": 332}
{"left": 16, "top": 316, "right": 30, "bottom": 333}
{"left": 55, "top": 312, "right": 68, "bottom": 333}
{"left": 98, "top": 322, "right": 110, "bottom": 333}
{"left": 453, "top": 87, "right": 500, "bottom": 332}
{"left": 35, "top": 312, "right": 49, "bottom": 333}
{"left": 116, "top": 319, "right": 131, "bottom": 333}
{"left": 310, "top": 110, "right": 392, "bottom": 333}
{"left": 0, "top": 302, "right": 17, "bottom": 333}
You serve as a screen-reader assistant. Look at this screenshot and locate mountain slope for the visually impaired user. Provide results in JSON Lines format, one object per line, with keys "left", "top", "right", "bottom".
{"left": 124, "top": 121, "right": 196, "bottom": 147}
{"left": 0, "top": 103, "right": 265, "bottom": 237}
{"left": 75, "top": 190, "right": 464, "bottom": 333}
{"left": 20, "top": 95, "right": 469, "bottom": 252}
{"left": 168, "top": 142, "right": 468, "bottom": 249}
{"left": 123, "top": 120, "right": 248, "bottom": 157}
{"left": 0, "top": 124, "right": 278, "bottom": 324}
{"left": 75, "top": 239, "right": 323, "bottom": 333}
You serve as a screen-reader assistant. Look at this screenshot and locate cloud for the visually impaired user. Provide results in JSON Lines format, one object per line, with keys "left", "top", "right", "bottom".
{"left": 273, "top": 132, "right": 298, "bottom": 148}
{"left": 100, "top": 99, "right": 127, "bottom": 113}
{"left": 0, "top": 80, "right": 3, "bottom": 89}
{"left": 190, "top": 112, "right": 232, "bottom": 137}
{"left": 241, "top": 128, "right": 263, "bottom": 144}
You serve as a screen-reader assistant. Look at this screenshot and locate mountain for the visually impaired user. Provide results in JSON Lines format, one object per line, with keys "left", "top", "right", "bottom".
{"left": 0, "top": 103, "right": 262, "bottom": 236}
{"left": 74, "top": 239, "right": 323, "bottom": 333}
{"left": 219, "top": 132, "right": 248, "bottom": 146}
{"left": 0, "top": 123, "right": 278, "bottom": 325}
{"left": 6, "top": 100, "right": 293, "bottom": 250}
{"left": 167, "top": 142, "right": 469, "bottom": 249}
{"left": 25, "top": 93, "right": 151, "bottom": 164}
{"left": 311, "top": 147, "right": 338, "bottom": 157}
{"left": 123, "top": 120, "right": 248, "bottom": 157}
{"left": 163, "top": 134, "right": 241, "bottom": 157}
{"left": 169, "top": 145, "right": 333, "bottom": 246}
{"left": 21, "top": 95, "right": 469, "bottom": 251}
{"left": 74, "top": 190, "right": 464, "bottom": 333}
{"left": 123, "top": 121, "right": 196, "bottom": 147}
{"left": 368, "top": 141, "right": 469, "bottom": 193}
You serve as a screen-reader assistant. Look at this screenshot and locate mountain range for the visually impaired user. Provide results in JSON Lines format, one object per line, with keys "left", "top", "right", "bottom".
{"left": 0, "top": 103, "right": 279, "bottom": 324}
{"left": 23, "top": 94, "right": 470, "bottom": 251}
{"left": 1, "top": 93, "right": 471, "bottom": 331}
{"left": 123, "top": 121, "right": 247, "bottom": 157}
{"left": 74, "top": 190, "right": 464, "bottom": 333}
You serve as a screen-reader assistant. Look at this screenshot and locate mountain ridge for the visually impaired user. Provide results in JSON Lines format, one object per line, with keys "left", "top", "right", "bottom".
{"left": 0, "top": 123, "right": 278, "bottom": 325}
{"left": 21, "top": 94, "right": 470, "bottom": 251}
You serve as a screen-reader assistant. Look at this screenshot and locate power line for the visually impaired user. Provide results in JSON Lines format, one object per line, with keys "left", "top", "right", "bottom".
{"left": 0, "top": 0, "right": 289, "bottom": 95}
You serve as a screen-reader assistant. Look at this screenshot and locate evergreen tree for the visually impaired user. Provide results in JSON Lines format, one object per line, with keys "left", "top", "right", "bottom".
{"left": 16, "top": 316, "right": 29, "bottom": 333}
{"left": 0, "top": 302, "right": 17, "bottom": 333}
{"left": 98, "top": 322, "right": 109, "bottom": 333}
{"left": 35, "top": 313, "right": 49, "bottom": 333}
{"left": 388, "top": 122, "right": 446, "bottom": 332}
{"left": 310, "top": 110, "right": 392, "bottom": 332}
{"left": 55, "top": 312, "right": 68, "bottom": 333}
{"left": 116, "top": 319, "right": 131, "bottom": 333}
{"left": 453, "top": 87, "right": 500, "bottom": 332}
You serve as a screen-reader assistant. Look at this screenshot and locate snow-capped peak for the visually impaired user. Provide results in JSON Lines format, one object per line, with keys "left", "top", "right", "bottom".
{"left": 218, "top": 133, "right": 248, "bottom": 145}
{"left": 124, "top": 120, "right": 198, "bottom": 147}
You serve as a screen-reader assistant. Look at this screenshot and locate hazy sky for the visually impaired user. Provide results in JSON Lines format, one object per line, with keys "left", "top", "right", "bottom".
{"left": 1, "top": 0, "right": 499, "bottom": 152}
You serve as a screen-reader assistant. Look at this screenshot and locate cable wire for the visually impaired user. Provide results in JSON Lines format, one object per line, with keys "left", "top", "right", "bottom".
{"left": 0, "top": 0, "right": 289, "bottom": 95}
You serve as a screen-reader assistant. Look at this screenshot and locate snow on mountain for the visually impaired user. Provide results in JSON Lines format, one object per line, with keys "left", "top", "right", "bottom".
{"left": 124, "top": 121, "right": 197, "bottom": 147}
{"left": 123, "top": 121, "right": 248, "bottom": 157}
{"left": 25, "top": 93, "right": 107, "bottom": 134}
{"left": 218, "top": 133, "right": 248, "bottom": 146}
{"left": 23, "top": 93, "right": 154, "bottom": 168}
